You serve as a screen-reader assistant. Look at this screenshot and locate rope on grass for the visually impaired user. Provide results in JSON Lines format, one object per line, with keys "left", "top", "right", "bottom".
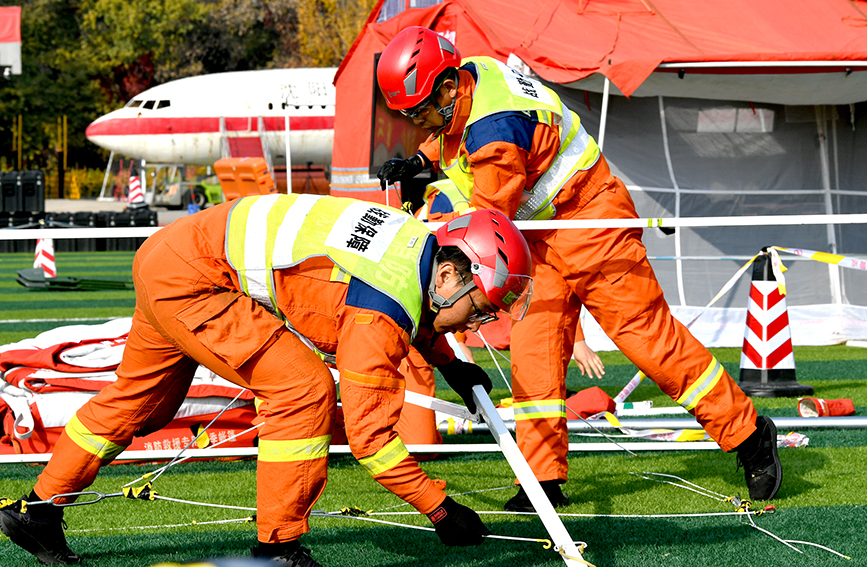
{"left": 66, "top": 516, "right": 256, "bottom": 534}
{"left": 310, "top": 508, "right": 564, "bottom": 552}
{"left": 634, "top": 471, "right": 851, "bottom": 559}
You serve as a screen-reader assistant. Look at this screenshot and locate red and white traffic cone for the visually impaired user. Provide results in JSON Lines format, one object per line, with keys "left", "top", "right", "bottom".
{"left": 34, "top": 238, "right": 57, "bottom": 278}
{"left": 128, "top": 174, "right": 145, "bottom": 205}
{"left": 739, "top": 249, "right": 812, "bottom": 397}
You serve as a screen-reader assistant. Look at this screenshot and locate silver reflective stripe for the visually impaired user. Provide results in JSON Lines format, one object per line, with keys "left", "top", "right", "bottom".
{"left": 242, "top": 194, "right": 322, "bottom": 311}
{"left": 514, "top": 104, "right": 597, "bottom": 221}
{"left": 677, "top": 358, "right": 724, "bottom": 411}
{"left": 512, "top": 400, "right": 566, "bottom": 419}
{"left": 243, "top": 195, "right": 281, "bottom": 308}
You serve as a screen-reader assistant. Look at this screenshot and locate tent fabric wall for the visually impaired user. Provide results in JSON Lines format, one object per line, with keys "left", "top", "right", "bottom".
{"left": 332, "top": 0, "right": 867, "bottom": 348}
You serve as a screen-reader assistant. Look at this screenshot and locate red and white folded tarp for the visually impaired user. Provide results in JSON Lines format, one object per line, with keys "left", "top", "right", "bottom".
{"left": 0, "top": 319, "right": 258, "bottom": 459}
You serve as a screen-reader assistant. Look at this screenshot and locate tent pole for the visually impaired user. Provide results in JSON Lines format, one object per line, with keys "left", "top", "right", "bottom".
{"left": 598, "top": 77, "right": 611, "bottom": 151}
{"left": 658, "top": 96, "right": 687, "bottom": 306}
{"left": 815, "top": 105, "right": 842, "bottom": 304}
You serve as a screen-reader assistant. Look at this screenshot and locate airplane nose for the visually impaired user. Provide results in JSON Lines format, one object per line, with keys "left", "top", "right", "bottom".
{"left": 85, "top": 116, "right": 109, "bottom": 141}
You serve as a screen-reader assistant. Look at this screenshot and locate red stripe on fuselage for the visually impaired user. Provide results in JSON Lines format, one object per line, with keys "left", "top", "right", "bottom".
{"left": 86, "top": 115, "right": 334, "bottom": 137}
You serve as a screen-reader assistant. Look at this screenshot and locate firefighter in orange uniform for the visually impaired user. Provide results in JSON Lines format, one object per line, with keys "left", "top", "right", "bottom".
{"left": 0, "top": 195, "right": 534, "bottom": 566}
{"left": 376, "top": 27, "right": 782, "bottom": 512}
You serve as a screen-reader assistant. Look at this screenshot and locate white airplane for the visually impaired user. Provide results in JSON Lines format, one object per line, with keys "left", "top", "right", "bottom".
{"left": 85, "top": 67, "right": 337, "bottom": 168}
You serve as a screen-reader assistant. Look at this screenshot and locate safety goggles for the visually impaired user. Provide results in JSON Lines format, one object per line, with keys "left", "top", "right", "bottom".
{"left": 466, "top": 290, "right": 499, "bottom": 324}
{"left": 398, "top": 95, "right": 436, "bottom": 119}
{"left": 459, "top": 273, "right": 499, "bottom": 325}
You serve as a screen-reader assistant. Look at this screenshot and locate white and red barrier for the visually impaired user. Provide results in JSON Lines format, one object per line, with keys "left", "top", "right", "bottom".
{"left": 33, "top": 238, "right": 56, "bottom": 278}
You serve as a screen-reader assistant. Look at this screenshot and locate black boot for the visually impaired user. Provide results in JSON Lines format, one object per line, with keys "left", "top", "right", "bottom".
{"left": 735, "top": 416, "right": 782, "bottom": 500}
{"left": 504, "top": 480, "right": 570, "bottom": 512}
{"left": 251, "top": 541, "right": 322, "bottom": 567}
{"left": 0, "top": 494, "right": 82, "bottom": 565}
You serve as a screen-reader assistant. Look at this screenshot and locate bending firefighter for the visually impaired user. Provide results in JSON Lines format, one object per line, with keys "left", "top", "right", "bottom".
{"left": 376, "top": 26, "right": 782, "bottom": 512}
{"left": 0, "top": 195, "right": 533, "bottom": 566}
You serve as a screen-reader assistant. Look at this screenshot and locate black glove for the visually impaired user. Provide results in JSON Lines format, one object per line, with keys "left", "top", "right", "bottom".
{"left": 377, "top": 154, "right": 425, "bottom": 191}
{"left": 437, "top": 359, "right": 492, "bottom": 414}
{"left": 427, "top": 496, "right": 490, "bottom": 546}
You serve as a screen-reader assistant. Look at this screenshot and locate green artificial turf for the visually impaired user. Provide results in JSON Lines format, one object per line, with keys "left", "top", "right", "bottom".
{"left": 1, "top": 251, "right": 866, "bottom": 566}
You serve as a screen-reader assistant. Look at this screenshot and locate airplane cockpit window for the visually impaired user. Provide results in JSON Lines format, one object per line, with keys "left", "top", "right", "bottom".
{"left": 126, "top": 100, "right": 143, "bottom": 108}
{"left": 157, "top": 100, "right": 170, "bottom": 109}
{"left": 143, "top": 100, "right": 155, "bottom": 109}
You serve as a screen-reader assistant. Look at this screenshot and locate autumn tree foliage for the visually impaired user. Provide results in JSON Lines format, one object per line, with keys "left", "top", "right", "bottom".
{"left": 0, "top": 0, "right": 381, "bottom": 170}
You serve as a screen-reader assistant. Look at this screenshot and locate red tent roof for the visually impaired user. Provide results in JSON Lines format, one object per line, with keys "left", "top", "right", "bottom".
{"left": 331, "top": 0, "right": 867, "bottom": 199}
{"left": 338, "top": 0, "right": 867, "bottom": 98}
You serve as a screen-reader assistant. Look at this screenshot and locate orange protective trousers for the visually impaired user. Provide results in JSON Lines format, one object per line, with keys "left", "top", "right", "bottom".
{"left": 34, "top": 227, "right": 336, "bottom": 543}
{"left": 510, "top": 157, "right": 758, "bottom": 482}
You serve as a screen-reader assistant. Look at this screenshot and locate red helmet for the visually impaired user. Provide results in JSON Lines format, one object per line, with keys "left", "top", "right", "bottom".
{"left": 436, "top": 210, "right": 533, "bottom": 320}
{"left": 377, "top": 26, "right": 462, "bottom": 110}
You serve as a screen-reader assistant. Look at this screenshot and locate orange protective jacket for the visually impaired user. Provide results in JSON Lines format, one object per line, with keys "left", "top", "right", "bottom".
{"left": 35, "top": 200, "right": 454, "bottom": 542}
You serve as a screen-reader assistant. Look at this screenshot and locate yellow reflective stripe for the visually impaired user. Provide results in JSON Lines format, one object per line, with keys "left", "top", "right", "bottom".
{"left": 676, "top": 357, "right": 725, "bottom": 411}
{"left": 358, "top": 437, "right": 409, "bottom": 476}
{"left": 258, "top": 435, "right": 331, "bottom": 462}
{"left": 512, "top": 399, "right": 566, "bottom": 420}
{"left": 226, "top": 197, "right": 257, "bottom": 297}
{"left": 263, "top": 196, "right": 293, "bottom": 312}
{"left": 65, "top": 415, "right": 125, "bottom": 460}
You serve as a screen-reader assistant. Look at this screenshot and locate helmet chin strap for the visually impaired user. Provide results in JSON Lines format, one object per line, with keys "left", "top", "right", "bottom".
{"left": 427, "top": 263, "right": 476, "bottom": 315}
{"left": 434, "top": 98, "right": 455, "bottom": 124}
{"left": 432, "top": 72, "right": 458, "bottom": 126}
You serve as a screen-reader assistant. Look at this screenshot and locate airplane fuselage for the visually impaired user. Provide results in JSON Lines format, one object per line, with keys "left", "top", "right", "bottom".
{"left": 85, "top": 67, "right": 336, "bottom": 167}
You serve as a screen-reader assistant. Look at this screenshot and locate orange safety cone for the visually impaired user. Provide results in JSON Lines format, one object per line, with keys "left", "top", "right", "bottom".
{"left": 739, "top": 249, "right": 813, "bottom": 397}
{"left": 34, "top": 238, "right": 56, "bottom": 278}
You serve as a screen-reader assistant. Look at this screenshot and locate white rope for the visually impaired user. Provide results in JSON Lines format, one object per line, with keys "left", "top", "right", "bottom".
{"left": 630, "top": 471, "right": 727, "bottom": 501}
{"left": 366, "top": 509, "right": 764, "bottom": 519}
{"left": 474, "top": 328, "right": 512, "bottom": 393}
{"left": 153, "top": 495, "right": 256, "bottom": 512}
{"left": 123, "top": 422, "right": 263, "bottom": 488}
{"left": 67, "top": 516, "right": 255, "bottom": 534}
{"left": 635, "top": 471, "right": 850, "bottom": 559}
{"left": 780, "top": 541, "right": 851, "bottom": 559}
{"left": 310, "top": 510, "right": 567, "bottom": 550}
{"left": 566, "top": 407, "right": 638, "bottom": 457}
{"left": 146, "top": 388, "right": 251, "bottom": 485}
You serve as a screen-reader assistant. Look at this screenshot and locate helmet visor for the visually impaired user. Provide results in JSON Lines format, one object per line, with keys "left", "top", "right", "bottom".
{"left": 472, "top": 264, "right": 534, "bottom": 321}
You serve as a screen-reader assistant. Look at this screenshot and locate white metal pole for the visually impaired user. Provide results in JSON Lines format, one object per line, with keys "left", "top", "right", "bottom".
{"left": 472, "top": 385, "right": 589, "bottom": 566}
{"left": 97, "top": 151, "right": 114, "bottom": 201}
{"left": 284, "top": 114, "right": 293, "bottom": 193}
{"left": 814, "top": 105, "right": 842, "bottom": 304}
{"left": 597, "top": 77, "right": 610, "bottom": 152}
{"left": 658, "top": 95, "right": 686, "bottom": 306}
